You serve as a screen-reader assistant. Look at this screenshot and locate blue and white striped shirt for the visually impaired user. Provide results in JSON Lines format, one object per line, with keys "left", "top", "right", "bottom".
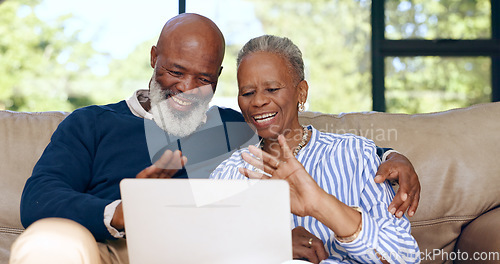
{"left": 210, "top": 126, "right": 420, "bottom": 263}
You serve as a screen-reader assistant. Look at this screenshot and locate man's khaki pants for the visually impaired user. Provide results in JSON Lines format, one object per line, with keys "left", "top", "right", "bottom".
{"left": 10, "top": 218, "right": 129, "bottom": 264}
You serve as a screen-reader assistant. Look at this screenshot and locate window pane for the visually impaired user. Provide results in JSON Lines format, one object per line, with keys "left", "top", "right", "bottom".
{"left": 187, "top": 0, "right": 372, "bottom": 114}
{"left": 385, "top": 0, "right": 491, "bottom": 39}
{"left": 385, "top": 57, "right": 491, "bottom": 114}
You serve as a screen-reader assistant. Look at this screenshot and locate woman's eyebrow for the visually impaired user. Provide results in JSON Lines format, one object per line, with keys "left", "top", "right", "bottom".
{"left": 239, "top": 84, "right": 256, "bottom": 90}
{"left": 263, "top": 81, "right": 284, "bottom": 87}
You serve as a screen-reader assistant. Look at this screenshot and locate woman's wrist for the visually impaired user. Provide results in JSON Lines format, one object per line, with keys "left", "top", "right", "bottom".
{"left": 307, "top": 187, "right": 332, "bottom": 219}
{"left": 334, "top": 207, "right": 363, "bottom": 243}
{"left": 309, "top": 193, "right": 362, "bottom": 238}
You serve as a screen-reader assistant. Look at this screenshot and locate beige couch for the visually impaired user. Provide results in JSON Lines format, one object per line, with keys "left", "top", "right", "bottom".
{"left": 1, "top": 102, "right": 500, "bottom": 263}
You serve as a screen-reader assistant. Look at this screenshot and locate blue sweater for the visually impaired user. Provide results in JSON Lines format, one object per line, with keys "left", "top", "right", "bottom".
{"left": 20, "top": 101, "right": 256, "bottom": 241}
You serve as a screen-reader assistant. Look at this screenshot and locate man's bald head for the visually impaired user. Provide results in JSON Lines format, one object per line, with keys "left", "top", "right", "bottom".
{"left": 153, "top": 13, "right": 225, "bottom": 69}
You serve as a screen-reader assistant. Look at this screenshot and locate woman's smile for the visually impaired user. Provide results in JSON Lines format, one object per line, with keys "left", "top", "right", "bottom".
{"left": 252, "top": 112, "right": 278, "bottom": 126}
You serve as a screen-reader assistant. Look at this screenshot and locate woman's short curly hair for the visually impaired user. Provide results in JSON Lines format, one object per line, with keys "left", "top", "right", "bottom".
{"left": 237, "top": 35, "right": 305, "bottom": 83}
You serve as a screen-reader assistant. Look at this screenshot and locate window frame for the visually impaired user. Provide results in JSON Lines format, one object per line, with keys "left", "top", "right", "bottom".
{"left": 178, "top": 0, "right": 499, "bottom": 112}
{"left": 372, "top": 0, "right": 500, "bottom": 112}
{"left": 179, "top": 0, "right": 186, "bottom": 13}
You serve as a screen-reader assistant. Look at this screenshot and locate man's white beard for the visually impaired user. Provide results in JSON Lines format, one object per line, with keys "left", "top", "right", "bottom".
{"left": 149, "top": 74, "right": 212, "bottom": 137}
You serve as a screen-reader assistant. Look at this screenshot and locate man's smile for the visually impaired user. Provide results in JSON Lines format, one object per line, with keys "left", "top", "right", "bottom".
{"left": 169, "top": 94, "right": 193, "bottom": 106}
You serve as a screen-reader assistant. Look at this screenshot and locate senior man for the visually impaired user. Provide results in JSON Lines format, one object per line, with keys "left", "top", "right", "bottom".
{"left": 12, "top": 13, "right": 420, "bottom": 264}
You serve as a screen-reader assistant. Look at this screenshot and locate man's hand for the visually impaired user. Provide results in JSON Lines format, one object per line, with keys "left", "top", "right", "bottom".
{"left": 136, "top": 149, "right": 187, "bottom": 178}
{"left": 292, "top": 226, "right": 328, "bottom": 264}
{"left": 374, "top": 152, "right": 420, "bottom": 218}
{"left": 111, "top": 150, "right": 188, "bottom": 230}
{"left": 111, "top": 202, "right": 125, "bottom": 231}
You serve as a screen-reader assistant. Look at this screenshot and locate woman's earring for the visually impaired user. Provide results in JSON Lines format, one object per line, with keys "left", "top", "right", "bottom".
{"left": 299, "top": 102, "right": 305, "bottom": 112}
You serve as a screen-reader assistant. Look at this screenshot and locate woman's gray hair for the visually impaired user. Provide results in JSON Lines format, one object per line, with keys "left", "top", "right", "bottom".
{"left": 237, "top": 35, "right": 305, "bottom": 83}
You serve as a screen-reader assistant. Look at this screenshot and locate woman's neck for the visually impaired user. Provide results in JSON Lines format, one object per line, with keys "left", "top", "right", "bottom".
{"left": 261, "top": 125, "right": 310, "bottom": 159}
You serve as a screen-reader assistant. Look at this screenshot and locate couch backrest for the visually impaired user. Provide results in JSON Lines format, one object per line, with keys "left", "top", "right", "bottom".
{"left": 1, "top": 103, "right": 499, "bottom": 260}
{"left": 299, "top": 102, "right": 500, "bottom": 258}
{"left": 0, "top": 111, "right": 69, "bottom": 231}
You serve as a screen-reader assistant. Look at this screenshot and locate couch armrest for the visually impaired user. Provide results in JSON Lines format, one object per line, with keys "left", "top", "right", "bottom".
{"left": 455, "top": 207, "right": 500, "bottom": 263}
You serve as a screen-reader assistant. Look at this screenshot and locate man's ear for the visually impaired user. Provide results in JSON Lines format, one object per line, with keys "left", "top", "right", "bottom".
{"left": 218, "top": 66, "right": 223, "bottom": 77}
{"left": 211, "top": 66, "right": 223, "bottom": 93}
{"left": 150, "top": 46, "right": 158, "bottom": 68}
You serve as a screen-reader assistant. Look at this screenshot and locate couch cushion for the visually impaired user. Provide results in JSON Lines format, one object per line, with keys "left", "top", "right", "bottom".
{"left": 455, "top": 207, "right": 500, "bottom": 264}
{"left": 299, "top": 102, "right": 500, "bottom": 261}
{"left": 0, "top": 111, "right": 68, "bottom": 232}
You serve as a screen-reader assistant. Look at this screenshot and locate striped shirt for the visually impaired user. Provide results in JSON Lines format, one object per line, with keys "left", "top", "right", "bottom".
{"left": 210, "top": 126, "right": 420, "bottom": 263}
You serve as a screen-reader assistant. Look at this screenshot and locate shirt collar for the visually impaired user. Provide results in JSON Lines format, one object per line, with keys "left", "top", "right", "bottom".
{"left": 126, "top": 89, "right": 154, "bottom": 120}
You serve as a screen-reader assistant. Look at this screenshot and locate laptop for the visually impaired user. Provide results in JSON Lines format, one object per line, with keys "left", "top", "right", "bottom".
{"left": 120, "top": 179, "right": 293, "bottom": 264}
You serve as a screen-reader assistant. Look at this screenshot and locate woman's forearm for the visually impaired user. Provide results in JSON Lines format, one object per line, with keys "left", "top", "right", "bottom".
{"left": 310, "top": 191, "right": 362, "bottom": 238}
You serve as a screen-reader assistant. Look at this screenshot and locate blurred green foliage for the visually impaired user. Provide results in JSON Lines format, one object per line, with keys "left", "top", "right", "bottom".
{"left": 0, "top": 0, "right": 494, "bottom": 114}
{"left": 384, "top": 0, "right": 491, "bottom": 113}
{"left": 385, "top": 0, "right": 491, "bottom": 39}
{"left": 386, "top": 56, "right": 491, "bottom": 114}
{"left": 0, "top": 0, "right": 99, "bottom": 111}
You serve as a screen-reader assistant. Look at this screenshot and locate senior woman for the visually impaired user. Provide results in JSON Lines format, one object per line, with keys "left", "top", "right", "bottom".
{"left": 210, "top": 35, "right": 419, "bottom": 264}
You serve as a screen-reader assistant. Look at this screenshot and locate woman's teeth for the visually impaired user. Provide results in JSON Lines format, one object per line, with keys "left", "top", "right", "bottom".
{"left": 253, "top": 112, "right": 277, "bottom": 123}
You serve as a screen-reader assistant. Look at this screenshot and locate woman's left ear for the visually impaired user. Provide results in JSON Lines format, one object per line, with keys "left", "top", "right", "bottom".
{"left": 297, "top": 80, "right": 309, "bottom": 103}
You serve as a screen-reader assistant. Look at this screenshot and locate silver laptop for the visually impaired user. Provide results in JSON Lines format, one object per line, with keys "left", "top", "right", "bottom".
{"left": 120, "top": 179, "right": 293, "bottom": 264}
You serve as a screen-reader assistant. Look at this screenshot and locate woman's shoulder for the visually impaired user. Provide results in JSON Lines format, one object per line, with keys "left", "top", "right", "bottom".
{"left": 312, "top": 126, "right": 376, "bottom": 149}
{"left": 210, "top": 147, "right": 250, "bottom": 179}
{"left": 222, "top": 147, "right": 249, "bottom": 166}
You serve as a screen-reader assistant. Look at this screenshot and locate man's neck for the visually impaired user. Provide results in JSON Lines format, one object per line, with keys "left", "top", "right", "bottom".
{"left": 137, "top": 90, "right": 151, "bottom": 112}
{"left": 126, "top": 89, "right": 154, "bottom": 120}
{"left": 141, "top": 100, "right": 151, "bottom": 112}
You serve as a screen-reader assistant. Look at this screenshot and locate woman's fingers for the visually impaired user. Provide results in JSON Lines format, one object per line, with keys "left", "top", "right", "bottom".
{"left": 248, "top": 145, "right": 280, "bottom": 165}
{"left": 241, "top": 134, "right": 304, "bottom": 180}
{"left": 238, "top": 167, "right": 271, "bottom": 180}
{"left": 245, "top": 134, "right": 295, "bottom": 167}
{"left": 244, "top": 146, "right": 281, "bottom": 174}
{"left": 241, "top": 151, "right": 265, "bottom": 171}
{"left": 277, "top": 134, "right": 294, "bottom": 160}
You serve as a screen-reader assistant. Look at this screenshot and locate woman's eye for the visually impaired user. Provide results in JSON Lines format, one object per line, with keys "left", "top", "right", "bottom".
{"left": 240, "top": 91, "right": 254, "bottom": 97}
{"left": 267, "top": 88, "right": 279, "bottom": 93}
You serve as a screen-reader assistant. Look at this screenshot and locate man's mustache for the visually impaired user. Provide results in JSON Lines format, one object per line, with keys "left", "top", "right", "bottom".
{"left": 161, "top": 85, "right": 213, "bottom": 102}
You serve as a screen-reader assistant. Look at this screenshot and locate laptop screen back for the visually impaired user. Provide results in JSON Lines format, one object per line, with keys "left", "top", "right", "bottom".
{"left": 120, "top": 179, "right": 292, "bottom": 264}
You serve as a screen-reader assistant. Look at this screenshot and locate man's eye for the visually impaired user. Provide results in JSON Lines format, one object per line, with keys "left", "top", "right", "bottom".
{"left": 240, "top": 91, "right": 254, "bottom": 97}
{"left": 200, "top": 78, "right": 212, "bottom": 84}
{"left": 169, "top": 70, "right": 182, "bottom": 76}
{"left": 267, "top": 88, "right": 279, "bottom": 93}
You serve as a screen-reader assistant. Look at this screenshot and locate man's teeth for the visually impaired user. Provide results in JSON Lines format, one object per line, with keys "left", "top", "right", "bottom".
{"left": 253, "top": 113, "right": 277, "bottom": 123}
{"left": 170, "top": 95, "right": 192, "bottom": 106}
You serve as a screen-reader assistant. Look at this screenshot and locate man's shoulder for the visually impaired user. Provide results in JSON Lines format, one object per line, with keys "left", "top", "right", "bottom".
{"left": 78, "top": 100, "right": 127, "bottom": 113}
{"left": 60, "top": 101, "right": 132, "bottom": 128}
{"left": 69, "top": 101, "right": 130, "bottom": 118}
